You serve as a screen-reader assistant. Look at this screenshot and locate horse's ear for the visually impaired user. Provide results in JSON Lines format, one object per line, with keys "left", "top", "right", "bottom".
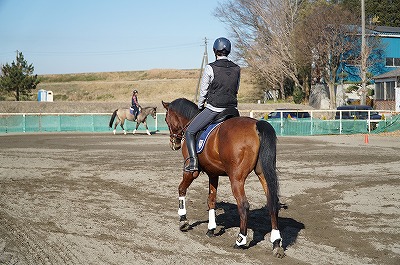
{"left": 162, "top": 101, "right": 169, "bottom": 110}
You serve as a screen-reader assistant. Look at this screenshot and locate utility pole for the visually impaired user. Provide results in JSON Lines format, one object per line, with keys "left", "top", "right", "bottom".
{"left": 361, "top": 0, "right": 367, "bottom": 105}
{"left": 194, "top": 37, "right": 208, "bottom": 102}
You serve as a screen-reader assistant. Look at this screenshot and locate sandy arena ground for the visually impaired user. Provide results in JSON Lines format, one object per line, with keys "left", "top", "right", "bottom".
{"left": 0, "top": 132, "right": 399, "bottom": 265}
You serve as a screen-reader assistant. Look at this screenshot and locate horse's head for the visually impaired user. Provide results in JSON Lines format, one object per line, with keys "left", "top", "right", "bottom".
{"left": 162, "top": 101, "right": 183, "bottom": 150}
{"left": 162, "top": 99, "right": 198, "bottom": 151}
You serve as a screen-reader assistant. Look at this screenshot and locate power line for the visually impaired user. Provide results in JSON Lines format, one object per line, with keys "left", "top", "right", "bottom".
{"left": 2, "top": 42, "right": 202, "bottom": 57}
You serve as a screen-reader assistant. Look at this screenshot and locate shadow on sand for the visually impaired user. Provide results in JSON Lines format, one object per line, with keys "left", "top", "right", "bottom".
{"left": 189, "top": 201, "right": 304, "bottom": 250}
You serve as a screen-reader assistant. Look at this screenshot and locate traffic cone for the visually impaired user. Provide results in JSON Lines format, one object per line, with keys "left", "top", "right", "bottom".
{"left": 364, "top": 134, "right": 369, "bottom": 144}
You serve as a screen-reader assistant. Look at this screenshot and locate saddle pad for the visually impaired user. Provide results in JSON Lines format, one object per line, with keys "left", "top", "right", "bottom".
{"left": 196, "top": 122, "right": 222, "bottom": 154}
{"left": 130, "top": 108, "right": 140, "bottom": 116}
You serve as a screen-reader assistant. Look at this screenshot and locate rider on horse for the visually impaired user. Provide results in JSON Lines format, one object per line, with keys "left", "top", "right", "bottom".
{"left": 184, "top": 37, "right": 241, "bottom": 172}
{"left": 131, "top": 89, "right": 140, "bottom": 121}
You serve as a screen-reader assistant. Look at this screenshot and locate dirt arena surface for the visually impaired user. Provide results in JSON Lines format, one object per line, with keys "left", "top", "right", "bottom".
{"left": 0, "top": 132, "right": 399, "bottom": 265}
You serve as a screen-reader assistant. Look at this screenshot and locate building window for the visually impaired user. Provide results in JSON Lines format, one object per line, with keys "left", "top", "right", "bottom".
{"left": 386, "top": 57, "right": 400, "bottom": 67}
{"left": 376, "top": 81, "right": 396, "bottom": 100}
{"left": 375, "top": 82, "right": 384, "bottom": 100}
{"left": 386, "top": 81, "right": 395, "bottom": 100}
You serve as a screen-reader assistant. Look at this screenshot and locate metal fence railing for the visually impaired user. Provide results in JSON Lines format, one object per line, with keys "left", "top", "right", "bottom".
{"left": 0, "top": 110, "right": 398, "bottom": 135}
{"left": 0, "top": 113, "right": 167, "bottom": 134}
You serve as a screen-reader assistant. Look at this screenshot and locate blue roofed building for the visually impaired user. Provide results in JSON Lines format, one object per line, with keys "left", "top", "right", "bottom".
{"left": 371, "top": 26, "right": 400, "bottom": 111}
{"left": 339, "top": 26, "right": 400, "bottom": 110}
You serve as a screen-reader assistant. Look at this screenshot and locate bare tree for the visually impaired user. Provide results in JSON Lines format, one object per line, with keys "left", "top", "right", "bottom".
{"left": 215, "top": 0, "right": 303, "bottom": 100}
{"left": 358, "top": 29, "right": 385, "bottom": 105}
{"left": 295, "top": 1, "right": 358, "bottom": 109}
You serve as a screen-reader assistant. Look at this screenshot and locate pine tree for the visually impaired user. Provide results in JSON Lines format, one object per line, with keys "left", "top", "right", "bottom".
{"left": 0, "top": 52, "right": 40, "bottom": 101}
{"left": 340, "top": 0, "right": 400, "bottom": 27}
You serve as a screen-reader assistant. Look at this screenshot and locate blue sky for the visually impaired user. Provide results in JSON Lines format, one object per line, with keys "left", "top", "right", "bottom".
{"left": 0, "top": 0, "right": 229, "bottom": 75}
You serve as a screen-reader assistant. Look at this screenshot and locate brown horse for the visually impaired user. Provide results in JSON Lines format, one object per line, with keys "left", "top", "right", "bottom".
{"left": 109, "top": 106, "right": 156, "bottom": 135}
{"left": 162, "top": 98, "right": 284, "bottom": 258}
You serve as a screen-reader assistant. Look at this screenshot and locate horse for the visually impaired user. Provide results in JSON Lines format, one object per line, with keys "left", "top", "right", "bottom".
{"left": 109, "top": 106, "right": 157, "bottom": 135}
{"left": 162, "top": 98, "right": 284, "bottom": 258}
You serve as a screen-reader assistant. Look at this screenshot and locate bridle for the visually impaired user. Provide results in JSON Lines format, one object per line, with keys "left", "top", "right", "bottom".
{"left": 167, "top": 108, "right": 199, "bottom": 150}
{"left": 168, "top": 120, "right": 191, "bottom": 150}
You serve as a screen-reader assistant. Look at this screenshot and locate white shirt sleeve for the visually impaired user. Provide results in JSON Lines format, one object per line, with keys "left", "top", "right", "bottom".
{"left": 198, "top": 64, "right": 214, "bottom": 109}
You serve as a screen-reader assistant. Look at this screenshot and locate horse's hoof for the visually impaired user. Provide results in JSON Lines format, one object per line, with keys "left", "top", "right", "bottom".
{"left": 272, "top": 246, "right": 285, "bottom": 258}
{"left": 206, "top": 229, "right": 215, "bottom": 237}
{"left": 179, "top": 220, "right": 190, "bottom": 232}
{"left": 233, "top": 244, "right": 247, "bottom": 250}
{"left": 272, "top": 239, "right": 285, "bottom": 258}
{"left": 112, "top": 130, "right": 116, "bottom": 135}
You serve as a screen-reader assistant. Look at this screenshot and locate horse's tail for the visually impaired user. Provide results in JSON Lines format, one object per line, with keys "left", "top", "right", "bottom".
{"left": 256, "top": 120, "right": 279, "bottom": 215}
{"left": 109, "top": 109, "right": 118, "bottom": 128}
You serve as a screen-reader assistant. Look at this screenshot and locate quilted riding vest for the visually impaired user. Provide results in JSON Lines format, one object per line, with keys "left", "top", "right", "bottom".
{"left": 207, "top": 59, "right": 240, "bottom": 108}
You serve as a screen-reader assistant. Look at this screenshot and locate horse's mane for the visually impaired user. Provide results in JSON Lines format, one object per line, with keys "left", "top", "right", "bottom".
{"left": 169, "top": 98, "right": 199, "bottom": 120}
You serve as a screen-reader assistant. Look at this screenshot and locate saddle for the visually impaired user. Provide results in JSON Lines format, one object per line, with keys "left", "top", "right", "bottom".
{"left": 196, "top": 108, "right": 240, "bottom": 153}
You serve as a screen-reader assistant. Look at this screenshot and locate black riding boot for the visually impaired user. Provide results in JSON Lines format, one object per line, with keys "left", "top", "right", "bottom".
{"left": 184, "top": 131, "right": 198, "bottom": 172}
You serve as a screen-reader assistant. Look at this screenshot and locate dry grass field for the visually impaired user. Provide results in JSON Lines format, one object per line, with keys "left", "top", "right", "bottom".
{"left": 37, "top": 68, "right": 262, "bottom": 104}
{"left": 1, "top": 68, "right": 311, "bottom": 114}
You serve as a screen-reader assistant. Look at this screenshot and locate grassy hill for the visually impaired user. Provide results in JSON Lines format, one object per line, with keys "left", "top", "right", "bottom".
{"left": 1, "top": 68, "right": 311, "bottom": 115}
{"left": 37, "top": 68, "right": 262, "bottom": 104}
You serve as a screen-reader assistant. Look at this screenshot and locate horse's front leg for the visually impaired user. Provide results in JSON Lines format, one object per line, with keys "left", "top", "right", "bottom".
{"left": 206, "top": 175, "right": 219, "bottom": 237}
{"left": 178, "top": 171, "right": 199, "bottom": 231}
{"left": 132, "top": 122, "right": 139, "bottom": 135}
{"left": 143, "top": 121, "right": 151, "bottom": 135}
{"left": 231, "top": 181, "right": 250, "bottom": 249}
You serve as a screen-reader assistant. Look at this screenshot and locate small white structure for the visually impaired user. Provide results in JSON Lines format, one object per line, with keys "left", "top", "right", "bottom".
{"left": 37, "top": 89, "right": 53, "bottom": 102}
{"left": 46, "top": 91, "right": 53, "bottom": 102}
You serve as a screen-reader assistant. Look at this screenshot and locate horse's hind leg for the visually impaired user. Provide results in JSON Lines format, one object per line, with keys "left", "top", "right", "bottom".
{"left": 257, "top": 172, "right": 285, "bottom": 258}
{"left": 206, "top": 175, "right": 219, "bottom": 237}
{"left": 230, "top": 177, "right": 250, "bottom": 248}
{"left": 120, "top": 120, "right": 127, "bottom": 135}
{"left": 113, "top": 120, "right": 120, "bottom": 134}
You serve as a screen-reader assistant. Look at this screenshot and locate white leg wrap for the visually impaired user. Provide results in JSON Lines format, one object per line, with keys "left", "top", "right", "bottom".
{"left": 123, "top": 130, "right": 127, "bottom": 135}
{"left": 178, "top": 196, "right": 186, "bottom": 216}
{"left": 113, "top": 129, "right": 116, "bottom": 135}
{"left": 270, "top": 229, "right": 282, "bottom": 243}
{"left": 208, "top": 209, "right": 216, "bottom": 230}
{"left": 132, "top": 129, "right": 137, "bottom": 134}
{"left": 236, "top": 233, "right": 247, "bottom": 246}
{"left": 146, "top": 130, "right": 151, "bottom": 135}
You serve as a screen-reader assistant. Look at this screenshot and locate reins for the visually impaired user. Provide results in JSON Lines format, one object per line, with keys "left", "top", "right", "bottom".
{"left": 169, "top": 121, "right": 189, "bottom": 142}
{"left": 169, "top": 110, "right": 201, "bottom": 143}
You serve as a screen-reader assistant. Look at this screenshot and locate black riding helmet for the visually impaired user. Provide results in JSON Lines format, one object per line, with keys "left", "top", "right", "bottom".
{"left": 213, "top": 37, "right": 231, "bottom": 56}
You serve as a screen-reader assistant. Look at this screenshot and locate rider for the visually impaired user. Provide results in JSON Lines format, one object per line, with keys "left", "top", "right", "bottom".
{"left": 131, "top": 89, "right": 140, "bottom": 120}
{"left": 184, "top": 37, "right": 241, "bottom": 172}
